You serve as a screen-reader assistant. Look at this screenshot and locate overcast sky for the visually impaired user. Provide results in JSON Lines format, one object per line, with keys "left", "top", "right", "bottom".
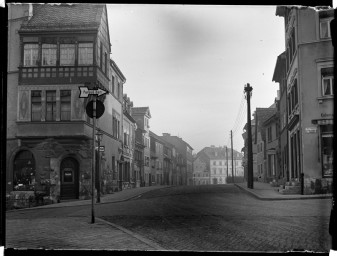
{"left": 107, "top": 5, "right": 285, "bottom": 153}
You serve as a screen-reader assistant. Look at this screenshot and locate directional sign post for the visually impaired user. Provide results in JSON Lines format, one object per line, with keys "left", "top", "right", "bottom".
{"left": 79, "top": 86, "right": 108, "bottom": 98}
{"left": 79, "top": 85, "right": 107, "bottom": 224}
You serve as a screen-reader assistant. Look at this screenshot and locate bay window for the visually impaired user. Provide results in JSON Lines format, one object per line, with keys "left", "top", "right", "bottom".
{"left": 60, "top": 44, "right": 75, "bottom": 66}
{"left": 42, "top": 44, "right": 57, "bottom": 66}
{"left": 24, "top": 44, "right": 38, "bottom": 66}
{"left": 78, "top": 43, "right": 93, "bottom": 65}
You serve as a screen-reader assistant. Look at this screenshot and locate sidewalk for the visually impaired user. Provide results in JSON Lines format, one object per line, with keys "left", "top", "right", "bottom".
{"left": 235, "top": 182, "right": 332, "bottom": 200}
{"left": 8, "top": 185, "right": 173, "bottom": 211}
{"left": 6, "top": 185, "right": 170, "bottom": 250}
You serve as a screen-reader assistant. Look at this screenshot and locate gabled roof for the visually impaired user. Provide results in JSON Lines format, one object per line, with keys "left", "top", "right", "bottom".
{"left": 123, "top": 111, "right": 136, "bottom": 124}
{"left": 255, "top": 108, "right": 277, "bottom": 126}
{"left": 20, "top": 4, "right": 104, "bottom": 32}
{"left": 149, "top": 130, "right": 166, "bottom": 144}
{"left": 131, "top": 107, "right": 151, "bottom": 118}
{"left": 198, "top": 146, "right": 242, "bottom": 160}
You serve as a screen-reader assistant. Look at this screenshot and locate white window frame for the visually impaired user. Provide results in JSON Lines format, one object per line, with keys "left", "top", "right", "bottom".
{"left": 322, "top": 76, "right": 334, "bottom": 96}
{"left": 320, "top": 19, "right": 332, "bottom": 39}
{"left": 24, "top": 43, "right": 38, "bottom": 67}
{"left": 42, "top": 43, "right": 57, "bottom": 66}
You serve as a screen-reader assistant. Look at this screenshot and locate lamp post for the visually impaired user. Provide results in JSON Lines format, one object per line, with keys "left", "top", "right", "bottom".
{"left": 96, "top": 129, "right": 103, "bottom": 203}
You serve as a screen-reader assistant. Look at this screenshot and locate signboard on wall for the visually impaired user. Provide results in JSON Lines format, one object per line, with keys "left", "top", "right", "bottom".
{"left": 305, "top": 127, "right": 317, "bottom": 133}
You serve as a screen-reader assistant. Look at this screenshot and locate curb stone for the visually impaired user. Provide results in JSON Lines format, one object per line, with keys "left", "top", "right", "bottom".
{"left": 96, "top": 217, "right": 166, "bottom": 251}
{"left": 234, "top": 183, "right": 332, "bottom": 201}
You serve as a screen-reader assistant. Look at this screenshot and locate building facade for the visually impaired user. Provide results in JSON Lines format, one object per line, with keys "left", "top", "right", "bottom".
{"left": 193, "top": 154, "right": 210, "bottom": 185}
{"left": 150, "top": 131, "right": 165, "bottom": 185}
{"left": 121, "top": 94, "right": 136, "bottom": 189}
{"left": 276, "top": 6, "right": 334, "bottom": 194}
{"left": 131, "top": 107, "right": 151, "bottom": 186}
{"left": 6, "top": 3, "right": 126, "bottom": 202}
{"left": 196, "top": 146, "right": 243, "bottom": 184}
{"left": 263, "top": 109, "right": 280, "bottom": 182}
{"left": 160, "top": 133, "right": 194, "bottom": 186}
{"left": 272, "top": 52, "right": 289, "bottom": 183}
{"left": 254, "top": 107, "right": 277, "bottom": 182}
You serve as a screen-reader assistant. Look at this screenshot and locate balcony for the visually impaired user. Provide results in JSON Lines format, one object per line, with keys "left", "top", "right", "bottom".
{"left": 19, "top": 65, "right": 97, "bottom": 85}
{"left": 16, "top": 121, "right": 93, "bottom": 139}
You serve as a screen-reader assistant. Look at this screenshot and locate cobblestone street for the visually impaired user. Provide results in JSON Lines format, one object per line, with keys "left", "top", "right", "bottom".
{"left": 6, "top": 185, "right": 332, "bottom": 252}
{"left": 6, "top": 217, "right": 162, "bottom": 250}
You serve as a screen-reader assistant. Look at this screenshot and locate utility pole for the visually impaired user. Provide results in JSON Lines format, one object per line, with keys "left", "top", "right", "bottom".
{"left": 231, "top": 130, "right": 234, "bottom": 183}
{"left": 244, "top": 83, "right": 254, "bottom": 189}
{"left": 91, "top": 95, "right": 96, "bottom": 223}
{"left": 226, "top": 146, "right": 228, "bottom": 182}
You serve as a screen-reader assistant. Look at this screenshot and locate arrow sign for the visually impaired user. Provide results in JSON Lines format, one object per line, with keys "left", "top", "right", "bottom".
{"left": 79, "top": 86, "right": 108, "bottom": 98}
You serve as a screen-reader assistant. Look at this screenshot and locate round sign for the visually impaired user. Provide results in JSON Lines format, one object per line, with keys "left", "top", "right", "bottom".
{"left": 86, "top": 100, "right": 105, "bottom": 119}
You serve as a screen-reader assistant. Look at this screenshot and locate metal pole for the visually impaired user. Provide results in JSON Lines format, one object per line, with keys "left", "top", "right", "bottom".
{"left": 245, "top": 83, "right": 254, "bottom": 189}
{"left": 231, "top": 130, "right": 234, "bottom": 183}
{"left": 226, "top": 146, "right": 228, "bottom": 182}
{"left": 91, "top": 95, "right": 96, "bottom": 223}
{"left": 97, "top": 136, "right": 101, "bottom": 203}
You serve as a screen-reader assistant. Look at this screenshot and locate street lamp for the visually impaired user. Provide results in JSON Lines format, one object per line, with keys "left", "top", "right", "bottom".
{"left": 96, "top": 129, "right": 103, "bottom": 203}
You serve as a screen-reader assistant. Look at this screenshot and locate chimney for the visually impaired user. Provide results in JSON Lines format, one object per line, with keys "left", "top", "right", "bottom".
{"left": 28, "top": 3, "right": 33, "bottom": 20}
{"left": 162, "top": 133, "right": 170, "bottom": 137}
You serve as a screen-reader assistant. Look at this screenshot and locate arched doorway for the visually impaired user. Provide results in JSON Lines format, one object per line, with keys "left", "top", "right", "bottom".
{"left": 13, "top": 150, "right": 36, "bottom": 191}
{"left": 60, "top": 157, "right": 79, "bottom": 200}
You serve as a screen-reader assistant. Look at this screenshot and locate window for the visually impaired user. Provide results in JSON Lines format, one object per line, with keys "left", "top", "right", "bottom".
{"left": 42, "top": 44, "right": 57, "bottom": 66}
{"left": 13, "top": 150, "right": 36, "bottom": 191}
{"left": 321, "top": 67, "right": 334, "bottom": 96}
{"left": 78, "top": 43, "right": 93, "bottom": 65}
{"left": 24, "top": 44, "right": 38, "bottom": 66}
{"left": 213, "top": 161, "right": 216, "bottom": 165}
{"left": 320, "top": 19, "right": 331, "bottom": 39}
{"left": 60, "top": 44, "right": 75, "bottom": 66}
{"left": 111, "top": 75, "right": 115, "bottom": 94}
{"left": 104, "top": 52, "right": 107, "bottom": 75}
{"left": 31, "top": 90, "right": 41, "bottom": 121}
{"left": 60, "top": 90, "right": 71, "bottom": 121}
{"left": 46, "top": 91, "right": 56, "bottom": 121}
{"left": 268, "top": 126, "right": 272, "bottom": 142}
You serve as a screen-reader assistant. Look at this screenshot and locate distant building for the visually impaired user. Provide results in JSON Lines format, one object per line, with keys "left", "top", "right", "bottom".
{"left": 254, "top": 107, "right": 277, "bottom": 182}
{"left": 193, "top": 153, "right": 210, "bottom": 185}
{"left": 196, "top": 146, "right": 243, "bottom": 184}
{"left": 131, "top": 107, "right": 151, "bottom": 186}
{"left": 121, "top": 94, "right": 136, "bottom": 189}
{"left": 263, "top": 106, "right": 280, "bottom": 182}
{"left": 160, "top": 133, "right": 194, "bottom": 185}
{"left": 276, "top": 6, "right": 334, "bottom": 194}
{"left": 150, "top": 131, "right": 165, "bottom": 185}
